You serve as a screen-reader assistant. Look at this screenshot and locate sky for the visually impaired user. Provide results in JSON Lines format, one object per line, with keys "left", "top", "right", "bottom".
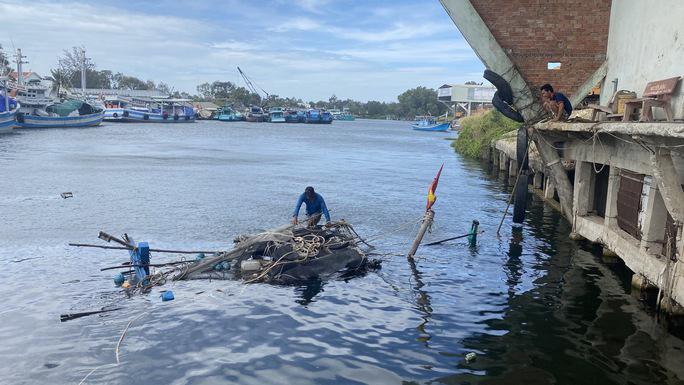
{"left": 0, "top": 0, "right": 484, "bottom": 102}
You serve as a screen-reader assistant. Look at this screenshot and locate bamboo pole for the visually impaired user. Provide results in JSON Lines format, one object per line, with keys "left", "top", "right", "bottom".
{"left": 407, "top": 210, "right": 434, "bottom": 260}
{"left": 68, "top": 243, "right": 222, "bottom": 255}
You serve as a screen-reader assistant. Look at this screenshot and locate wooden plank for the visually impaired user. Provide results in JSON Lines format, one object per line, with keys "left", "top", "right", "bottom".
{"left": 643, "top": 77, "right": 681, "bottom": 97}
{"left": 617, "top": 170, "right": 644, "bottom": 240}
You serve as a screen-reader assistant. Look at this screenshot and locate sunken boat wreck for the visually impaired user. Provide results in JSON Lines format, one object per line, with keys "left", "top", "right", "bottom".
{"left": 74, "top": 220, "right": 379, "bottom": 293}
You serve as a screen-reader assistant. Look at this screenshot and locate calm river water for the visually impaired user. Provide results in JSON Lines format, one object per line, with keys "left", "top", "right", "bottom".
{"left": 1, "top": 119, "right": 683, "bottom": 385}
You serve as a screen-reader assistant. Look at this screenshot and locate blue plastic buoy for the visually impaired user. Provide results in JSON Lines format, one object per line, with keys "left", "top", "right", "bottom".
{"left": 114, "top": 273, "right": 125, "bottom": 286}
{"left": 161, "top": 290, "right": 175, "bottom": 301}
{"left": 195, "top": 253, "right": 205, "bottom": 262}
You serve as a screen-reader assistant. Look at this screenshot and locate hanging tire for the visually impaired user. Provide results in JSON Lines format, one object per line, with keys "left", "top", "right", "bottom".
{"left": 516, "top": 126, "right": 529, "bottom": 171}
{"left": 122, "top": 110, "right": 129, "bottom": 117}
{"left": 173, "top": 114, "right": 179, "bottom": 121}
{"left": 143, "top": 114, "right": 149, "bottom": 120}
{"left": 185, "top": 116, "right": 190, "bottom": 121}
{"left": 492, "top": 91, "right": 525, "bottom": 123}
{"left": 113, "top": 112, "right": 119, "bottom": 118}
{"left": 484, "top": 69, "right": 513, "bottom": 104}
{"left": 512, "top": 175, "right": 528, "bottom": 224}
{"left": 16, "top": 112, "right": 24, "bottom": 123}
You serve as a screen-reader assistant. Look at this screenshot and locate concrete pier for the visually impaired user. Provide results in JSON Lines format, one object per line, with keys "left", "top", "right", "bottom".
{"left": 487, "top": 121, "right": 684, "bottom": 314}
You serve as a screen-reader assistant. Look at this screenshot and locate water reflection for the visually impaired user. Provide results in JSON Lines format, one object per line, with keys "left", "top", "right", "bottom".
{"left": 408, "top": 256, "right": 433, "bottom": 347}
{"left": 294, "top": 278, "right": 326, "bottom": 306}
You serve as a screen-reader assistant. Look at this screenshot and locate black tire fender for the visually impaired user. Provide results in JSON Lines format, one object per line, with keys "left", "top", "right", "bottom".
{"left": 16, "top": 112, "right": 24, "bottom": 123}
{"left": 113, "top": 112, "right": 119, "bottom": 118}
{"left": 512, "top": 175, "right": 528, "bottom": 224}
{"left": 492, "top": 91, "right": 525, "bottom": 123}
{"left": 143, "top": 114, "right": 149, "bottom": 120}
{"left": 122, "top": 110, "right": 129, "bottom": 117}
{"left": 484, "top": 69, "right": 514, "bottom": 104}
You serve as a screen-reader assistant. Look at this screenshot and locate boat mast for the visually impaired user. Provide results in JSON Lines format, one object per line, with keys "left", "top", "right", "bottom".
{"left": 2, "top": 77, "right": 8, "bottom": 113}
{"left": 15, "top": 48, "right": 27, "bottom": 86}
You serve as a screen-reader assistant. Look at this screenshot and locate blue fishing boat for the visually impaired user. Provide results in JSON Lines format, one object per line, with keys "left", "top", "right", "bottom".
{"left": 306, "top": 109, "right": 333, "bottom": 124}
{"left": 332, "top": 108, "right": 355, "bottom": 121}
{"left": 120, "top": 98, "right": 195, "bottom": 123}
{"left": 269, "top": 107, "right": 286, "bottom": 123}
{"left": 103, "top": 96, "right": 131, "bottom": 121}
{"left": 411, "top": 116, "right": 449, "bottom": 132}
{"left": 216, "top": 105, "right": 243, "bottom": 121}
{"left": 0, "top": 76, "right": 19, "bottom": 134}
{"left": 17, "top": 99, "right": 104, "bottom": 128}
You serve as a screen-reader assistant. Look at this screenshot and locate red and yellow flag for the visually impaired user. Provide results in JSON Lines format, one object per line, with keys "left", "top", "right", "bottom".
{"left": 426, "top": 163, "right": 444, "bottom": 211}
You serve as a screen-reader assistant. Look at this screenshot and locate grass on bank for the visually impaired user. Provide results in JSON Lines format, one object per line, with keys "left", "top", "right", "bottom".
{"left": 452, "top": 110, "right": 521, "bottom": 158}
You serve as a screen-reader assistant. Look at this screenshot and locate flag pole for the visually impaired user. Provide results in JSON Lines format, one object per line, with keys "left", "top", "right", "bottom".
{"left": 407, "top": 209, "right": 434, "bottom": 260}
{"left": 407, "top": 163, "right": 443, "bottom": 260}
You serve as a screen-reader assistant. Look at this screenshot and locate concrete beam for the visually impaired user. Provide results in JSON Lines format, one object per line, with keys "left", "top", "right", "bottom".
{"left": 573, "top": 161, "right": 594, "bottom": 217}
{"left": 604, "top": 166, "right": 621, "bottom": 230}
{"left": 650, "top": 149, "right": 684, "bottom": 223}
{"left": 439, "top": 0, "right": 543, "bottom": 121}
{"left": 640, "top": 185, "right": 667, "bottom": 256}
{"left": 569, "top": 61, "right": 608, "bottom": 108}
{"left": 533, "top": 132, "right": 574, "bottom": 221}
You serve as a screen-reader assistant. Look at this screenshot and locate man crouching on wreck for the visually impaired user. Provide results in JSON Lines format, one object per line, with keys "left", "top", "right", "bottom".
{"left": 292, "top": 186, "right": 331, "bottom": 227}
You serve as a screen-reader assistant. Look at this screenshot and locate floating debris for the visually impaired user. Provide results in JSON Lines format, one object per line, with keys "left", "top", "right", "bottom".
{"left": 465, "top": 352, "right": 477, "bottom": 363}
{"left": 60, "top": 192, "right": 73, "bottom": 199}
{"left": 70, "top": 220, "right": 380, "bottom": 295}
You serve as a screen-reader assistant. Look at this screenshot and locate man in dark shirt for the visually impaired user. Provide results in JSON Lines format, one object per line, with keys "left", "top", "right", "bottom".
{"left": 540, "top": 83, "right": 572, "bottom": 121}
{"left": 292, "top": 186, "right": 331, "bottom": 227}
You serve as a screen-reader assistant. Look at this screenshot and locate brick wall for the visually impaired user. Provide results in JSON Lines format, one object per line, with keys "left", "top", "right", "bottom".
{"left": 470, "top": 0, "right": 611, "bottom": 99}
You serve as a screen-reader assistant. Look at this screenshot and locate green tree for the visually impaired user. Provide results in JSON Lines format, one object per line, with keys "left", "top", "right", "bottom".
{"left": 397, "top": 86, "right": 445, "bottom": 119}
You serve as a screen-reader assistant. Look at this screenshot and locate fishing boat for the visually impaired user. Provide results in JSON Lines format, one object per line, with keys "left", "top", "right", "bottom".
{"left": 245, "top": 105, "right": 265, "bottom": 122}
{"left": 120, "top": 98, "right": 195, "bottom": 123}
{"left": 411, "top": 116, "right": 449, "bottom": 132}
{"left": 17, "top": 100, "right": 104, "bottom": 128}
{"left": 331, "top": 108, "right": 355, "bottom": 121}
{"left": 11, "top": 48, "right": 104, "bottom": 129}
{"left": 0, "top": 76, "right": 19, "bottom": 134}
{"left": 269, "top": 106, "right": 286, "bottom": 123}
{"left": 216, "top": 105, "right": 243, "bottom": 121}
{"left": 306, "top": 109, "right": 333, "bottom": 124}
{"left": 284, "top": 109, "right": 305, "bottom": 123}
{"left": 103, "top": 96, "right": 131, "bottom": 121}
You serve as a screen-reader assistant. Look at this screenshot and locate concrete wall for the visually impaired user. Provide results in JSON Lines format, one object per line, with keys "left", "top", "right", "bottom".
{"left": 469, "top": 0, "right": 610, "bottom": 99}
{"left": 603, "top": 0, "right": 684, "bottom": 119}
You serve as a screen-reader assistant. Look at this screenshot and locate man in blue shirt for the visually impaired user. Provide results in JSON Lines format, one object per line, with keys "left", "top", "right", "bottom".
{"left": 540, "top": 83, "right": 572, "bottom": 121}
{"left": 292, "top": 186, "right": 331, "bottom": 227}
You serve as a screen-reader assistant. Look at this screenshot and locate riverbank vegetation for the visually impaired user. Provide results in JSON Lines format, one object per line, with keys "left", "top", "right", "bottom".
{"left": 452, "top": 110, "right": 520, "bottom": 158}
{"left": 43, "top": 46, "right": 447, "bottom": 120}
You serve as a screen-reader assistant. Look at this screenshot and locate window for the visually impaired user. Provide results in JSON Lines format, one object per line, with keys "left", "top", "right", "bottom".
{"left": 547, "top": 62, "right": 562, "bottom": 70}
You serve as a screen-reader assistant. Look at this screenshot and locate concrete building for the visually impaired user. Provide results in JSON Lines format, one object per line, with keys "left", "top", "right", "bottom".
{"left": 441, "top": 0, "right": 684, "bottom": 314}
{"left": 438, "top": 83, "right": 495, "bottom": 116}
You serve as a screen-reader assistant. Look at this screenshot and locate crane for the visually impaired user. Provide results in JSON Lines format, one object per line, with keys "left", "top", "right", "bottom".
{"left": 237, "top": 66, "right": 270, "bottom": 100}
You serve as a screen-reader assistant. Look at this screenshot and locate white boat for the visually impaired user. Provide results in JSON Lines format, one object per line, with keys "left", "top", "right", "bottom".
{"left": 269, "top": 107, "right": 286, "bottom": 123}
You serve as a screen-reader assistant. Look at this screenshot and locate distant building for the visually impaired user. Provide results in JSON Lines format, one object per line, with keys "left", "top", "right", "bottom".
{"left": 83, "top": 88, "right": 169, "bottom": 98}
{"left": 438, "top": 83, "right": 495, "bottom": 116}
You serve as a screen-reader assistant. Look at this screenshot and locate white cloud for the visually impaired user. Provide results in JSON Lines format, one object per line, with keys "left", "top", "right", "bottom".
{"left": 0, "top": 0, "right": 481, "bottom": 101}
{"left": 269, "top": 17, "right": 321, "bottom": 32}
